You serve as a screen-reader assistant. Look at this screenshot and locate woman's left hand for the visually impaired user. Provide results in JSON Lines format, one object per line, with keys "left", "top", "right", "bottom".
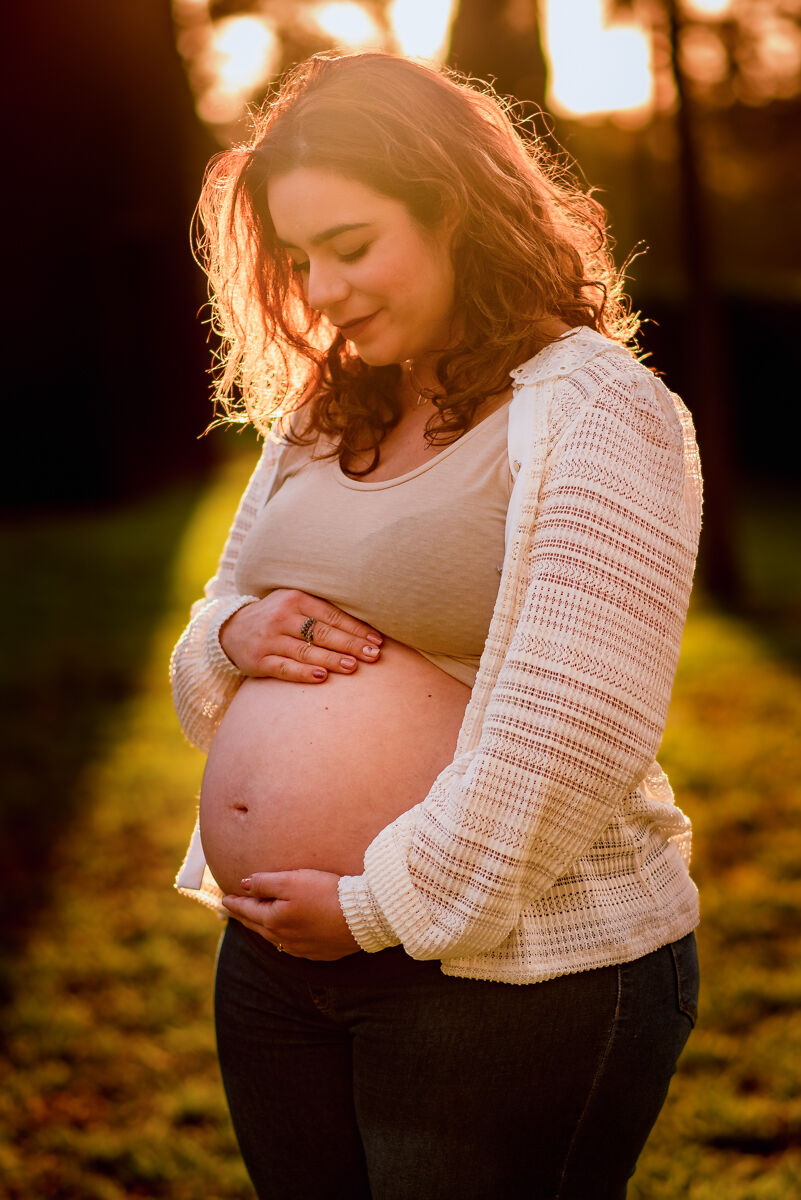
{"left": 222, "top": 870, "right": 361, "bottom": 960}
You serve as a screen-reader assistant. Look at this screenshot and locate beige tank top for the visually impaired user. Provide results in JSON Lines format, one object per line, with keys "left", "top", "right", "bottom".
{"left": 235, "top": 403, "right": 514, "bottom": 687}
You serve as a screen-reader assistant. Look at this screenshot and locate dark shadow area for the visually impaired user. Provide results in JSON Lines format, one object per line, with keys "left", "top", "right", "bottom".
{"left": 0, "top": 479, "right": 206, "bottom": 1010}
{"left": 637, "top": 294, "right": 799, "bottom": 489}
{"left": 638, "top": 296, "right": 801, "bottom": 672}
{"left": 3, "top": 0, "right": 217, "bottom": 510}
{"left": 735, "top": 481, "right": 801, "bottom": 669}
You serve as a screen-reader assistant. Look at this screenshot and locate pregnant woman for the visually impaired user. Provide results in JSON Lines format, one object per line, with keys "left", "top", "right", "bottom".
{"left": 171, "top": 51, "right": 703, "bottom": 1199}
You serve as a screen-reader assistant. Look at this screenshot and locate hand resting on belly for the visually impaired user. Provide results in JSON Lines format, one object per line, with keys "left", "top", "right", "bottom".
{"left": 200, "top": 626, "right": 471, "bottom": 896}
{"left": 219, "top": 587, "right": 384, "bottom": 682}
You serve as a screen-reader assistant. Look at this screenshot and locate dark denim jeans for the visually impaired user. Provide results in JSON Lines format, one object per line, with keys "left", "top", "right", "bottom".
{"left": 215, "top": 919, "right": 698, "bottom": 1200}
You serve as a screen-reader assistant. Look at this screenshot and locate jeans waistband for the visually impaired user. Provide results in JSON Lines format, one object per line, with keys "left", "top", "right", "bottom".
{"left": 235, "top": 920, "right": 442, "bottom": 986}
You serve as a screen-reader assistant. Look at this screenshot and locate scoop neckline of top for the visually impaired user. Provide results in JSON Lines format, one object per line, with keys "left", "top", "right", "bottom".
{"left": 335, "top": 395, "right": 512, "bottom": 490}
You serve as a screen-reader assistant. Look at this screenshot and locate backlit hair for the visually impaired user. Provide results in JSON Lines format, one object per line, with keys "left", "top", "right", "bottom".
{"left": 197, "top": 51, "right": 640, "bottom": 472}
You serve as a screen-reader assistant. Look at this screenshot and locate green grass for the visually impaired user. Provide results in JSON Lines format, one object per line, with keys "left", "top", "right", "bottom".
{"left": 1, "top": 456, "right": 799, "bottom": 1199}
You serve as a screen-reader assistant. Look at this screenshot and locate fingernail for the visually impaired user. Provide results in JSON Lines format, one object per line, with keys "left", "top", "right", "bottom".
{"left": 240, "top": 877, "right": 252, "bottom": 890}
{"left": 366, "top": 633, "right": 383, "bottom": 645}
{"left": 363, "top": 645, "right": 379, "bottom": 657}
{"left": 340, "top": 656, "right": 356, "bottom": 669}
{"left": 312, "top": 668, "right": 327, "bottom": 680}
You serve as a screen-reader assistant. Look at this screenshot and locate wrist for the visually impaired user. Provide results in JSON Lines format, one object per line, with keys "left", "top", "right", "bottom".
{"left": 208, "top": 595, "right": 260, "bottom": 677}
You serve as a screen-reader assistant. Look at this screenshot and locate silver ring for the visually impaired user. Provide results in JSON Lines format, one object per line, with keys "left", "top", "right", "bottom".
{"left": 275, "top": 943, "right": 284, "bottom": 953}
{"left": 300, "top": 617, "right": 316, "bottom": 645}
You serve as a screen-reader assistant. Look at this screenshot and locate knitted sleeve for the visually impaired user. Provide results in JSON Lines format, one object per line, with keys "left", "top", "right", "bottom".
{"left": 338, "top": 366, "right": 702, "bottom": 958}
{"left": 169, "top": 438, "right": 284, "bottom": 752}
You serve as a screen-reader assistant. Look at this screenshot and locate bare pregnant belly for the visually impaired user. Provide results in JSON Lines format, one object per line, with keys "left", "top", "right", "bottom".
{"left": 199, "top": 639, "right": 471, "bottom": 895}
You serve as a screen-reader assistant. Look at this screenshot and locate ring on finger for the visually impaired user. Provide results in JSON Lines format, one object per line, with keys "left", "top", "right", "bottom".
{"left": 300, "top": 617, "right": 316, "bottom": 645}
{"left": 275, "top": 942, "right": 284, "bottom": 953}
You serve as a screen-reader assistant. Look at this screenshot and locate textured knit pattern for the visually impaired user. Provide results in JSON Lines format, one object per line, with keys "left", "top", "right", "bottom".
{"left": 170, "top": 330, "right": 703, "bottom": 981}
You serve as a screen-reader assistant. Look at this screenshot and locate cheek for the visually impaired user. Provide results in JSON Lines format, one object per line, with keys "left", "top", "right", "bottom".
{"left": 346, "top": 248, "right": 396, "bottom": 299}
{"left": 353, "top": 260, "right": 416, "bottom": 320}
{"left": 360, "top": 234, "right": 455, "bottom": 326}
{"left": 395, "top": 246, "right": 453, "bottom": 310}
{"left": 419, "top": 254, "right": 456, "bottom": 323}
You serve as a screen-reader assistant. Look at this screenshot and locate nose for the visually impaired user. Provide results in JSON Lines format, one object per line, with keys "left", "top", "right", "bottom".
{"left": 305, "top": 258, "right": 350, "bottom": 313}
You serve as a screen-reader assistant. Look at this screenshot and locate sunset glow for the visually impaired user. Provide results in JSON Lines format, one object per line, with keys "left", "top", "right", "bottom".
{"left": 183, "top": 14, "right": 278, "bottom": 127}
{"left": 683, "top": 0, "right": 732, "bottom": 15}
{"left": 210, "top": 17, "right": 276, "bottom": 96}
{"left": 543, "top": 0, "right": 653, "bottom": 121}
{"left": 310, "top": 3, "right": 380, "bottom": 47}
{"left": 390, "top": 0, "right": 457, "bottom": 59}
{"left": 174, "top": 0, "right": 747, "bottom": 136}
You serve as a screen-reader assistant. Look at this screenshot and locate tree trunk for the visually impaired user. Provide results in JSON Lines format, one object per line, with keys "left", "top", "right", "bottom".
{"left": 663, "top": 0, "right": 740, "bottom": 601}
{"left": 448, "top": 0, "right": 548, "bottom": 107}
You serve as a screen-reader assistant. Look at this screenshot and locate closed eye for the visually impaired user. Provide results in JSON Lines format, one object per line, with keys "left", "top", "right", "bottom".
{"left": 286, "top": 243, "right": 368, "bottom": 276}
{"left": 338, "top": 244, "right": 369, "bottom": 263}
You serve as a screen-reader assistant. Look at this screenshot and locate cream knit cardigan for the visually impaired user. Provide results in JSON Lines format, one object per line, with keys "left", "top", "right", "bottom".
{"left": 170, "top": 329, "right": 703, "bottom": 984}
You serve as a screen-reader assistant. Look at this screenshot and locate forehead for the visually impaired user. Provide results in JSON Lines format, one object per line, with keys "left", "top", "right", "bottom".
{"left": 267, "top": 168, "right": 409, "bottom": 245}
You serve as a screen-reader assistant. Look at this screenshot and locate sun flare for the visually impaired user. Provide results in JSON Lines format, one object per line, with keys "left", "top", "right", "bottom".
{"left": 174, "top": 0, "right": 663, "bottom": 135}
{"left": 310, "top": 2, "right": 381, "bottom": 47}
{"left": 543, "top": 0, "right": 653, "bottom": 121}
{"left": 390, "top": 0, "right": 457, "bottom": 59}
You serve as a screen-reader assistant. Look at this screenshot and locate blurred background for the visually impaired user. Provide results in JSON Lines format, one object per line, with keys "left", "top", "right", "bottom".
{"left": 1, "top": 3, "right": 800, "bottom": 1197}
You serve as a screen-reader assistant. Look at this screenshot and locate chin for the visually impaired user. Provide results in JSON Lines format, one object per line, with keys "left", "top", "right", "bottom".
{"left": 351, "top": 342, "right": 402, "bottom": 367}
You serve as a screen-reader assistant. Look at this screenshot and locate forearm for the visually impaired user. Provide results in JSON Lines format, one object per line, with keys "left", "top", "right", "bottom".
{"left": 339, "top": 373, "right": 702, "bottom": 958}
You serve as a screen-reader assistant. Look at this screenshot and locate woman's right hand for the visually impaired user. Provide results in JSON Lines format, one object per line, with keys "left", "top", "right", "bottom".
{"left": 219, "top": 589, "right": 383, "bottom": 683}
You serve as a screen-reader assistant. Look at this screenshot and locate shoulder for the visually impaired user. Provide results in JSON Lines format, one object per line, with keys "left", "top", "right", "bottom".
{"left": 511, "top": 328, "right": 685, "bottom": 452}
{"left": 509, "top": 328, "right": 701, "bottom": 538}
{"left": 260, "top": 417, "right": 341, "bottom": 495}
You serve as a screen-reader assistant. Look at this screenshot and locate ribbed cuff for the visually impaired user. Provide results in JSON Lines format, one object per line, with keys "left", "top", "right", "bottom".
{"left": 358, "top": 817, "right": 446, "bottom": 956}
{"left": 204, "top": 594, "right": 261, "bottom": 681}
{"left": 338, "top": 873, "right": 400, "bottom": 953}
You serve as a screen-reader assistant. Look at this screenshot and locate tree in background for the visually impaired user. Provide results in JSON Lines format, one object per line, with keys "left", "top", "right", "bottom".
{"left": 168, "top": 0, "right": 801, "bottom": 603}
{"left": 448, "top": 0, "right": 548, "bottom": 105}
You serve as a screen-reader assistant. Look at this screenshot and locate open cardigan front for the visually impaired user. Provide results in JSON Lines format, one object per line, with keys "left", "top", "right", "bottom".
{"left": 171, "top": 328, "right": 703, "bottom": 984}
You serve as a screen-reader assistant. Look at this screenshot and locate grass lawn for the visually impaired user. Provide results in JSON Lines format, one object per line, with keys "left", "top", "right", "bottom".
{"left": 1, "top": 453, "right": 799, "bottom": 1199}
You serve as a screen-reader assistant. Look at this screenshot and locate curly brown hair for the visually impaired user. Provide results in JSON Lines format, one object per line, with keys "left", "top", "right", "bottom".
{"left": 197, "top": 50, "right": 640, "bottom": 473}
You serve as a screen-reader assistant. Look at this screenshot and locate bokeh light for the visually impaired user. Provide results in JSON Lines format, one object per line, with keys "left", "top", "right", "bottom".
{"left": 174, "top": 0, "right": 801, "bottom": 138}
{"left": 683, "top": 0, "right": 732, "bottom": 15}
{"left": 210, "top": 17, "right": 276, "bottom": 95}
{"left": 543, "top": 0, "right": 653, "bottom": 122}
{"left": 309, "top": 2, "right": 381, "bottom": 47}
{"left": 390, "top": 0, "right": 457, "bottom": 59}
{"left": 177, "top": 12, "right": 278, "bottom": 129}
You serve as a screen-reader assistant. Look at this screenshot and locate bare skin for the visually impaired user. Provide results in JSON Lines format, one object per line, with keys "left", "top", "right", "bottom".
{"left": 219, "top": 587, "right": 385, "bottom": 686}
{"left": 205, "top": 375, "right": 530, "bottom": 955}
{"left": 201, "top": 637, "right": 471, "bottom": 888}
{"left": 211, "top": 168, "right": 573, "bottom": 957}
{"left": 204, "top": 391, "right": 482, "bottom": 957}
{"left": 214, "top": 358, "right": 570, "bottom": 958}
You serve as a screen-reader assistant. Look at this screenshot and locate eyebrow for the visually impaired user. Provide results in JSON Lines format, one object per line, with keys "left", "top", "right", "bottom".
{"left": 276, "top": 222, "right": 371, "bottom": 250}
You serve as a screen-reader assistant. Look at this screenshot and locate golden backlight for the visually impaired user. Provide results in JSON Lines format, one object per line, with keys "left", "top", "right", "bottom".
{"left": 389, "top": 0, "right": 457, "bottom": 59}
{"left": 683, "top": 0, "right": 732, "bottom": 14}
{"left": 197, "top": 16, "right": 278, "bottom": 125}
{"left": 310, "top": 1, "right": 463, "bottom": 60}
{"left": 311, "top": 3, "right": 380, "bottom": 46}
{"left": 543, "top": 0, "right": 653, "bottom": 122}
{"left": 172, "top": 0, "right": 752, "bottom": 139}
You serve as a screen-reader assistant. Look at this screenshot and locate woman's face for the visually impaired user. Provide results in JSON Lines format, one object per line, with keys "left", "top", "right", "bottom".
{"left": 267, "top": 168, "right": 457, "bottom": 366}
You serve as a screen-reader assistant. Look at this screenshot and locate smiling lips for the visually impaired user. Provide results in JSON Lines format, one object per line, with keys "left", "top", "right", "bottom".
{"left": 336, "top": 310, "right": 380, "bottom": 338}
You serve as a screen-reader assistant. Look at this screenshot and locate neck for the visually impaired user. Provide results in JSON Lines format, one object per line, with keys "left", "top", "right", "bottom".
{"left": 400, "top": 359, "right": 443, "bottom": 411}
